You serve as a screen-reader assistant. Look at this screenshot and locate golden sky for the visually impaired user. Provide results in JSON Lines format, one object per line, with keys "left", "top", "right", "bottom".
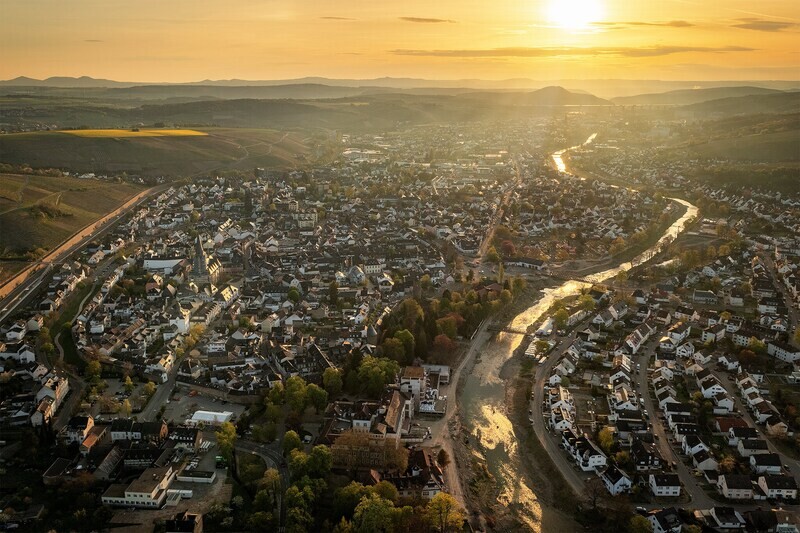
{"left": 1, "top": 0, "right": 798, "bottom": 81}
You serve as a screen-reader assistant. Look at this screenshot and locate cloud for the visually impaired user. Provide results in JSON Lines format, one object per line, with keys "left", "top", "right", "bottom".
{"left": 391, "top": 45, "right": 754, "bottom": 58}
{"left": 84, "top": 39, "right": 104, "bottom": 43}
{"left": 732, "top": 18, "right": 798, "bottom": 32}
{"left": 399, "top": 17, "right": 456, "bottom": 24}
{"left": 320, "top": 16, "right": 355, "bottom": 21}
{"left": 596, "top": 20, "right": 695, "bottom": 29}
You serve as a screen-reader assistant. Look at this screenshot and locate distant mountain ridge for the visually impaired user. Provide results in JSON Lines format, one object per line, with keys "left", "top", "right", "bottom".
{"left": 2, "top": 76, "right": 799, "bottom": 99}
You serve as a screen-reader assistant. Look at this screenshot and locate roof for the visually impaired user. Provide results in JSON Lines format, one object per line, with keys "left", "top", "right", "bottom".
{"left": 402, "top": 366, "right": 425, "bottom": 379}
{"left": 651, "top": 473, "right": 680, "bottom": 487}
{"left": 720, "top": 474, "right": 752, "bottom": 490}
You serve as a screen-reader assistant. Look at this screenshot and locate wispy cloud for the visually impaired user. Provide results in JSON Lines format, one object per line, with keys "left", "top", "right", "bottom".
{"left": 399, "top": 17, "right": 456, "bottom": 24}
{"left": 391, "top": 45, "right": 754, "bottom": 58}
{"left": 595, "top": 20, "right": 695, "bottom": 29}
{"left": 84, "top": 39, "right": 104, "bottom": 43}
{"left": 320, "top": 16, "right": 355, "bottom": 21}
{"left": 732, "top": 18, "right": 798, "bottom": 32}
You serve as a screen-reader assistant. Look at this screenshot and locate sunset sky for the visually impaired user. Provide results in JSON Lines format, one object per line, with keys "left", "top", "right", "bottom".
{"left": 1, "top": 0, "right": 798, "bottom": 81}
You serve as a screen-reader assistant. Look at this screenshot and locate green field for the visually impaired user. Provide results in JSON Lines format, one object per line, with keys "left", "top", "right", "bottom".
{"left": 0, "top": 173, "right": 142, "bottom": 256}
{"left": 0, "top": 128, "right": 311, "bottom": 176}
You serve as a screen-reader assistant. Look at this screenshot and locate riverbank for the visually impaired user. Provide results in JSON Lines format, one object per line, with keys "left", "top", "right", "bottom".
{"left": 448, "top": 134, "right": 700, "bottom": 531}
{"left": 451, "top": 288, "right": 581, "bottom": 532}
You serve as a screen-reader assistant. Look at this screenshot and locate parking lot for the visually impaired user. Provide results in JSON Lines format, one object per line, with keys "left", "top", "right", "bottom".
{"left": 161, "top": 386, "right": 246, "bottom": 425}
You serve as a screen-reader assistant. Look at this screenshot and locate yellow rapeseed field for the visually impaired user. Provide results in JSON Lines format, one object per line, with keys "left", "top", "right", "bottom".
{"left": 61, "top": 129, "right": 208, "bottom": 138}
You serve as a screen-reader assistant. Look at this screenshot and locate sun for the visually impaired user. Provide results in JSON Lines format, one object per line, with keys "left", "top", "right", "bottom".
{"left": 546, "top": 0, "right": 605, "bottom": 31}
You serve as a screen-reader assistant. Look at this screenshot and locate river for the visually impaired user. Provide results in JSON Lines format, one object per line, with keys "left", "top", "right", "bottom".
{"left": 457, "top": 134, "right": 698, "bottom": 531}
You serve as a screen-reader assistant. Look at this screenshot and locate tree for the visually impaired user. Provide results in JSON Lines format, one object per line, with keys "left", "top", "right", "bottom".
{"left": 436, "top": 316, "right": 458, "bottom": 339}
{"left": 629, "top": 515, "right": 653, "bottom": 533}
{"left": 795, "top": 327, "right": 800, "bottom": 346}
{"left": 334, "top": 482, "right": 371, "bottom": 520}
{"left": 424, "top": 492, "right": 465, "bottom": 533}
{"left": 261, "top": 468, "right": 282, "bottom": 501}
{"left": 535, "top": 339, "right": 550, "bottom": 355}
{"left": 323, "top": 367, "right": 343, "bottom": 398}
{"left": 124, "top": 375, "right": 134, "bottom": 393}
{"left": 353, "top": 494, "right": 396, "bottom": 533}
{"left": 215, "top": 422, "right": 237, "bottom": 461}
{"left": 497, "top": 262, "right": 505, "bottom": 284}
{"left": 287, "top": 287, "right": 301, "bottom": 304}
{"left": 598, "top": 427, "right": 615, "bottom": 454}
{"left": 432, "top": 334, "right": 457, "bottom": 356}
{"left": 554, "top": 308, "right": 570, "bottom": 329}
{"left": 306, "top": 384, "right": 329, "bottom": 414}
{"left": 393, "top": 330, "right": 415, "bottom": 361}
{"left": 286, "top": 375, "right": 308, "bottom": 413}
{"left": 283, "top": 430, "right": 302, "bottom": 456}
{"left": 719, "top": 455, "right": 737, "bottom": 474}
{"left": 486, "top": 246, "right": 501, "bottom": 264}
{"left": 120, "top": 399, "right": 132, "bottom": 417}
{"left": 143, "top": 381, "right": 156, "bottom": 396}
{"left": 738, "top": 349, "right": 757, "bottom": 367}
{"left": 86, "top": 360, "right": 101, "bottom": 381}
{"left": 500, "top": 240, "right": 516, "bottom": 258}
{"left": 381, "top": 338, "right": 406, "bottom": 362}
{"left": 264, "top": 401, "right": 282, "bottom": 423}
{"left": 371, "top": 481, "right": 399, "bottom": 503}
{"left": 307, "top": 445, "right": 333, "bottom": 478}
{"left": 269, "top": 382, "right": 285, "bottom": 405}
{"left": 582, "top": 477, "right": 606, "bottom": 510}
{"left": 578, "top": 294, "right": 596, "bottom": 312}
{"left": 500, "top": 289, "right": 512, "bottom": 306}
{"left": 357, "top": 356, "right": 400, "bottom": 398}
{"left": 248, "top": 511, "right": 275, "bottom": 530}
{"left": 437, "top": 449, "right": 451, "bottom": 469}
{"left": 329, "top": 281, "right": 339, "bottom": 307}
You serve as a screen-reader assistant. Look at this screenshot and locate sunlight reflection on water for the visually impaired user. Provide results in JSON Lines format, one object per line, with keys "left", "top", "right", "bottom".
{"left": 458, "top": 134, "right": 697, "bottom": 531}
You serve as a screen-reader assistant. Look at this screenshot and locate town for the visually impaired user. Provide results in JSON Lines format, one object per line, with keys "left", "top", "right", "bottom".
{"left": 0, "top": 118, "right": 799, "bottom": 533}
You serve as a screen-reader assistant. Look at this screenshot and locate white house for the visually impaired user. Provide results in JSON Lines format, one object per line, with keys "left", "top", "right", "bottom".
{"left": 650, "top": 474, "right": 681, "bottom": 497}
{"left": 600, "top": 465, "right": 632, "bottom": 496}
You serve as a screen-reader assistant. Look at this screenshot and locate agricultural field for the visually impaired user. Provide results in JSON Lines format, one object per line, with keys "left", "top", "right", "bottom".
{"left": 0, "top": 173, "right": 142, "bottom": 258}
{"left": 0, "top": 128, "right": 312, "bottom": 176}
{"left": 61, "top": 128, "right": 207, "bottom": 138}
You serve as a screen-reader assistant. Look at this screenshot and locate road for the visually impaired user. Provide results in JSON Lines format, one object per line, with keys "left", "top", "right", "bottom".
{"left": 530, "top": 318, "right": 598, "bottom": 499}
{"left": 236, "top": 439, "right": 289, "bottom": 532}
{"left": 636, "top": 338, "right": 715, "bottom": 509}
{"left": 475, "top": 157, "right": 522, "bottom": 261}
{"left": 431, "top": 319, "right": 492, "bottom": 512}
{"left": 139, "top": 371, "right": 178, "bottom": 422}
{"left": 764, "top": 256, "right": 799, "bottom": 348}
{"left": 710, "top": 367, "right": 800, "bottom": 482}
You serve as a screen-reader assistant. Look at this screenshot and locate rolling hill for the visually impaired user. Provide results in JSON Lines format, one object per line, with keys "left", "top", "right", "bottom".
{"left": 0, "top": 129, "right": 310, "bottom": 176}
{"left": 613, "top": 86, "right": 783, "bottom": 106}
{"left": 683, "top": 92, "right": 800, "bottom": 117}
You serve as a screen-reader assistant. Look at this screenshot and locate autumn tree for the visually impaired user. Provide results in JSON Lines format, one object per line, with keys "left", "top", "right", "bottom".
{"left": 554, "top": 308, "right": 570, "bottom": 329}
{"left": 424, "top": 492, "right": 465, "bottom": 533}
{"left": 283, "top": 430, "right": 302, "bottom": 457}
{"left": 215, "top": 422, "right": 237, "bottom": 461}
{"left": 437, "top": 449, "right": 451, "bottom": 468}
